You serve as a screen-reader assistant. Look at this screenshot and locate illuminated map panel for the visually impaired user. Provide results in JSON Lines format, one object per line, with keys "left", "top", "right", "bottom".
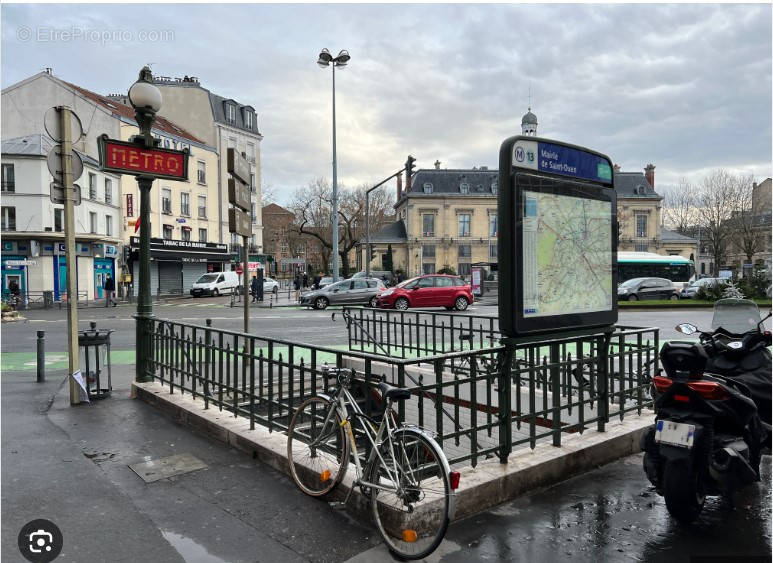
{"left": 522, "top": 191, "right": 613, "bottom": 317}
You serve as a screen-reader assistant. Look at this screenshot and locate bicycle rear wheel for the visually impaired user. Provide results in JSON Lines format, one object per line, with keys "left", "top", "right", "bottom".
{"left": 369, "top": 429, "right": 451, "bottom": 560}
{"left": 287, "top": 396, "right": 349, "bottom": 497}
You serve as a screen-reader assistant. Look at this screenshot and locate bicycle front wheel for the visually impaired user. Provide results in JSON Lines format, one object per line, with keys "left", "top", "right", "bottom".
{"left": 287, "top": 396, "right": 349, "bottom": 497}
{"left": 369, "top": 429, "right": 451, "bottom": 560}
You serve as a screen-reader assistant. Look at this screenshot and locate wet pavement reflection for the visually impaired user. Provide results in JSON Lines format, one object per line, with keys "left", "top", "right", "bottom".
{"left": 441, "top": 453, "right": 771, "bottom": 562}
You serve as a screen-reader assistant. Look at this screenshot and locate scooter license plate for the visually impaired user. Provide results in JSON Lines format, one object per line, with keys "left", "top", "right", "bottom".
{"left": 655, "top": 420, "right": 695, "bottom": 449}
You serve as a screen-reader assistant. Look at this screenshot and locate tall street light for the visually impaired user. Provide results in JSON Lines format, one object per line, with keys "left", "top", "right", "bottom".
{"left": 317, "top": 48, "right": 350, "bottom": 281}
{"left": 128, "top": 66, "right": 162, "bottom": 382}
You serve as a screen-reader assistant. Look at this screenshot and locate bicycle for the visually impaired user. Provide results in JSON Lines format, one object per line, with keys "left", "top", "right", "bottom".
{"left": 286, "top": 366, "right": 459, "bottom": 560}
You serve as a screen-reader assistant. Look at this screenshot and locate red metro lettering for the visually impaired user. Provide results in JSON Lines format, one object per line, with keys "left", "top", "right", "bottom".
{"left": 105, "top": 142, "right": 184, "bottom": 178}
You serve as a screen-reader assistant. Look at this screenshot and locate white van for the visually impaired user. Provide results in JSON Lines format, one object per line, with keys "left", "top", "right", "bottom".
{"left": 190, "top": 271, "right": 239, "bottom": 297}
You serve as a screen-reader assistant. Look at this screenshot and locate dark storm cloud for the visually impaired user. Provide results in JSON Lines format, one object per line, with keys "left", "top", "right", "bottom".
{"left": 2, "top": 3, "right": 770, "bottom": 202}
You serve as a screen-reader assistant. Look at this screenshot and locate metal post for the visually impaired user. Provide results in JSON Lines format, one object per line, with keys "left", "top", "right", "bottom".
{"left": 36, "top": 330, "right": 45, "bottom": 383}
{"left": 135, "top": 176, "right": 154, "bottom": 382}
{"left": 498, "top": 342, "right": 515, "bottom": 463}
{"left": 365, "top": 190, "right": 370, "bottom": 278}
{"left": 243, "top": 236, "right": 249, "bottom": 334}
{"left": 331, "top": 63, "right": 339, "bottom": 281}
{"left": 60, "top": 107, "right": 80, "bottom": 404}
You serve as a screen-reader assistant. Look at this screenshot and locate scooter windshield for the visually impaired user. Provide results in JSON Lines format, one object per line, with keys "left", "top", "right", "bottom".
{"left": 710, "top": 298, "right": 761, "bottom": 334}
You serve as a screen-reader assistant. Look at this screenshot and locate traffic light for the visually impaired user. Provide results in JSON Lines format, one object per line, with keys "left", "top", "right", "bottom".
{"left": 405, "top": 155, "right": 416, "bottom": 178}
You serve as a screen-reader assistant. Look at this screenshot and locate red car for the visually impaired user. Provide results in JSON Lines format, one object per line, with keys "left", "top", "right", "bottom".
{"left": 377, "top": 274, "right": 474, "bottom": 311}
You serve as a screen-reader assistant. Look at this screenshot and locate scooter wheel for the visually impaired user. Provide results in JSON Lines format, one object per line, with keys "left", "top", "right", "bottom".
{"left": 663, "top": 459, "right": 705, "bottom": 523}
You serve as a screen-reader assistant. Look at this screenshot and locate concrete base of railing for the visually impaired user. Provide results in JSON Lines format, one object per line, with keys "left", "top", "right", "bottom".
{"left": 133, "top": 380, "right": 655, "bottom": 522}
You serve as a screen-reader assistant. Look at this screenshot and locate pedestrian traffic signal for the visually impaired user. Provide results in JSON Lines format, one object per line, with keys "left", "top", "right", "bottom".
{"left": 405, "top": 155, "right": 416, "bottom": 178}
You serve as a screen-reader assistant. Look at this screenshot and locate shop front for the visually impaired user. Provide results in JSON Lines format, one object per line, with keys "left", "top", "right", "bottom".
{"left": 128, "top": 237, "right": 230, "bottom": 296}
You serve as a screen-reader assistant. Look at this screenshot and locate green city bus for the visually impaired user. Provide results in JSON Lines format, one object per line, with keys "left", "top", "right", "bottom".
{"left": 618, "top": 252, "right": 695, "bottom": 289}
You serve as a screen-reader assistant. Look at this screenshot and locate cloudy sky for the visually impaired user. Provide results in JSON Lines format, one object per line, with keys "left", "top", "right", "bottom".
{"left": 2, "top": 3, "right": 771, "bottom": 205}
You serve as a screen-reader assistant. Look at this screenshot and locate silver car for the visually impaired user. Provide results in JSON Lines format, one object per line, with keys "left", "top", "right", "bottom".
{"left": 301, "top": 278, "right": 386, "bottom": 310}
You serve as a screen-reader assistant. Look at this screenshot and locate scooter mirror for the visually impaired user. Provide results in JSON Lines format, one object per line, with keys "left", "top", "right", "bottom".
{"left": 675, "top": 323, "right": 698, "bottom": 335}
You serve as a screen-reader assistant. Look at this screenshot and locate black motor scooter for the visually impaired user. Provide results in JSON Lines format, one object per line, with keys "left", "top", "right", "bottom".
{"left": 641, "top": 298, "right": 772, "bottom": 523}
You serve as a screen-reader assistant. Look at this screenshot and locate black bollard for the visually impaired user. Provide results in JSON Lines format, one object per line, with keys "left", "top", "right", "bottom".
{"left": 36, "top": 330, "right": 45, "bottom": 382}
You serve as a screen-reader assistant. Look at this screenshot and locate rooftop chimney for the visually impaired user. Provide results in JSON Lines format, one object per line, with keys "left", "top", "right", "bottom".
{"left": 613, "top": 164, "right": 621, "bottom": 173}
{"left": 405, "top": 168, "right": 413, "bottom": 193}
{"left": 434, "top": 160, "right": 441, "bottom": 170}
{"left": 644, "top": 164, "right": 655, "bottom": 188}
{"left": 397, "top": 172, "right": 403, "bottom": 200}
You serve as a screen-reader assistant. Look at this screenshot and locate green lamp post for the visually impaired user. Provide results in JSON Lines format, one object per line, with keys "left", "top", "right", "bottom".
{"left": 128, "top": 66, "right": 162, "bottom": 382}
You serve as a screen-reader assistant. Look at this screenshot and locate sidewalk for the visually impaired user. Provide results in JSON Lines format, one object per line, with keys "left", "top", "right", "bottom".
{"left": 1, "top": 365, "right": 377, "bottom": 563}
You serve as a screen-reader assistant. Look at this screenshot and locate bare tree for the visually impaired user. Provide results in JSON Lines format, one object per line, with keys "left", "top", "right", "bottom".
{"left": 290, "top": 178, "right": 394, "bottom": 277}
{"left": 261, "top": 183, "right": 278, "bottom": 205}
{"left": 695, "top": 170, "right": 742, "bottom": 276}
{"left": 662, "top": 178, "right": 698, "bottom": 235}
{"left": 729, "top": 174, "right": 764, "bottom": 266}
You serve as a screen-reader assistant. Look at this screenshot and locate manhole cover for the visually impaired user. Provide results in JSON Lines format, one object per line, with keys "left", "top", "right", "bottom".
{"left": 129, "top": 453, "right": 207, "bottom": 483}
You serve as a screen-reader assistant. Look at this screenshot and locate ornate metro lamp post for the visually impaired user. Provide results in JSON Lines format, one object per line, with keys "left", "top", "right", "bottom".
{"left": 128, "top": 67, "right": 163, "bottom": 382}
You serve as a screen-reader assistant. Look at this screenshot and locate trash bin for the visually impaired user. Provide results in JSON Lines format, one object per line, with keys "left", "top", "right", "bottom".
{"left": 43, "top": 290, "right": 54, "bottom": 309}
{"left": 78, "top": 321, "right": 113, "bottom": 399}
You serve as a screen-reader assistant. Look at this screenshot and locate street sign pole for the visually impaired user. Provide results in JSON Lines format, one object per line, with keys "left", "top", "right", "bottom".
{"left": 243, "top": 236, "right": 249, "bottom": 334}
{"left": 60, "top": 107, "right": 81, "bottom": 405}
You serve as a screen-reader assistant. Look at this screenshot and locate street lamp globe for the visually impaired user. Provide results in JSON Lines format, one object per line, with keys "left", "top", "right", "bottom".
{"left": 317, "top": 48, "right": 333, "bottom": 68}
{"left": 335, "top": 50, "right": 350, "bottom": 66}
{"left": 128, "top": 66, "right": 162, "bottom": 113}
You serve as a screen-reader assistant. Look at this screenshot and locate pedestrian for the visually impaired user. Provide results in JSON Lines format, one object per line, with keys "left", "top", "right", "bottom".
{"left": 250, "top": 275, "right": 260, "bottom": 303}
{"left": 313, "top": 274, "right": 321, "bottom": 290}
{"left": 103, "top": 274, "right": 116, "bottom": 307}
{"left": 8, "top": 279, "right": 20, "bottom": 309}
{"left": 303, "top": 272, "right": 308, "bottom": 289}
{"left": 293, "top": 273, "right": 301, "bottom": 302}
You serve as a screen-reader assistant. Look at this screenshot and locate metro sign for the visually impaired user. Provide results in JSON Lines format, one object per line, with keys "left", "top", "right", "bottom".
{"left": 98, "top": 134, "right": 189, "bottom": 181}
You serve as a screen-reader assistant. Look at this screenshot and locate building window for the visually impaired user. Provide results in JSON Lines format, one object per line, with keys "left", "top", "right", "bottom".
{"left": 162, "top": 188, "right": 172, "bottom": 214}
{"left": 250, "top": 170, "right": 256, "bottom": 192}
{"left": 422, "top": 214, "right": 435, "bottom": 237}
{"left": 89, "top": 173, "right": 97, "bottom": 199}
{"left": 423, "top": 182, "right": 433, "bottom": 194}
{"left": 635, "top": 213, "right": 647, "bottom": 238}
{"left": 422, "top": 263, "right": 436, "bottom": 274}
{"left": 228, "top": 137, "right": 236, "bottom": 150}
{"left": 1, "top": 206, "right": 16, "bottom": 231}
{"left": 226, "top": 104, "right": 236, "bottom": 123}
{"left": 635, "top": 242, "right": 648, "bottom": 252}
{"left": 251, "top": 203, "right": 257, "bottom": 224}
{"left": 104, "top": 178, "right": 112, "bottom": 204}
{"left": 181, "top": 227, "right": 191, "bottom": 241}
{"left": 89, "top": 212, "right": 98, "bottom": 234}
{"left": 163, "top": 225, "right": 173, "bottom": 240}
{"left": 460, "top": 182, "right": 469, "bottom": 194}
{"left": 491, "top": 180, "right": 498, "bottom": 195}
{"left": 458, "top": 244, "right": 471, "bottom": 258}
{"left": 489, "top": 215, "right": 498, "bottom": 237}
{"left": 198, "top": 195, "right": 207, "bottom": 218}
{"left": 199, "top": 228, "right": 207, "bottom": 242}
{"left": 246, "top": 142, "right": 255, "bottom": 162}
{"left": 181, "top": 193, "right": 190, "bottom": 216}
{"left": 197, "top": 161, "right": 206, "bottom": 184}
{"left": 490, "top": 243, "right": 498, "bottom": 258}
{"left": 106, "top": 215, "right": 113, "bottom": 237}
{"left": 458, "top": 262, "right": 471, "bottom": 276}
{"left": 54, "top": 208, "right": 63, "bottom": 232}
{"left": 245, "top": 111, "right": 253, "bottom": 129}
{"left": 422, "top": 244, "right": 435, "bottom": 258}
{"left": 458, "top": 214, "right": 471, "bottom": 237}
{"left": 2, "top": 163, "right": 15, "bottom": 192}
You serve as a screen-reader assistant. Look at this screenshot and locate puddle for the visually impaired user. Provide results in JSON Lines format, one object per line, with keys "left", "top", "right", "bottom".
{"left": 161, "top": 531, "right": 229, "bottom": 563}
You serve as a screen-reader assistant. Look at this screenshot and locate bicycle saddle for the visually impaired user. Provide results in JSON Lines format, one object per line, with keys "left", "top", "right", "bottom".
{"left": 378, "top": 382, "right": 411, "bottom": 402}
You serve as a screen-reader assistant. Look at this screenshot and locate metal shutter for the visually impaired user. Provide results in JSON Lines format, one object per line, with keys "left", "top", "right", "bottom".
{"left": 158, "top": 261, "right": 183, "bottom": 294}
{"left": 132, "top": 261, "right": 162, "bottom": 296}
{"left": 182, "top": 263, "right": 207, "bottom": 293}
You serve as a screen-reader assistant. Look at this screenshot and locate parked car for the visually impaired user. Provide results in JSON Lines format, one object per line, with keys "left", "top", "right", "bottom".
{"left": 617, "top": 277, "right": 679, "bottom": 301}
{"left": 351, "top": 270, "right": 394, "bottom": 286}
{"left": 190, "top": 271, "right": 239, "bottom": 297}
{"left": 301, "top": 278, "right": 386, "bottom": 310}
{"left": 318, "top": 276, "right": 334, "bottom": 289}
{"left": 262, "top": 276, "right": 279, "bottom": 295}
{"left": 377, "top": 274, "right": 473, "bottom": 311}
{"left": 680, "top": 277, "right": 725, "bottom": 299}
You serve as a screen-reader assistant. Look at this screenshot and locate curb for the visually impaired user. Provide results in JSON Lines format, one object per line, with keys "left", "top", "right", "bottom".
{"left": 133, "top": 381, "right": 655, "bottom": 521}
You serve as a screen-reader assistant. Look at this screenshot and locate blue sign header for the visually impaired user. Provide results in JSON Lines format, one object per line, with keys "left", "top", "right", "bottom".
{"left": 512, "top": 139, "right": 613, "bottom": 185}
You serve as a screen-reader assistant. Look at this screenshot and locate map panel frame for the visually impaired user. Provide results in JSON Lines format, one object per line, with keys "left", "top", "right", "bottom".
{"left": 497, "top": 135, "right": 617, "bottom": 337}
